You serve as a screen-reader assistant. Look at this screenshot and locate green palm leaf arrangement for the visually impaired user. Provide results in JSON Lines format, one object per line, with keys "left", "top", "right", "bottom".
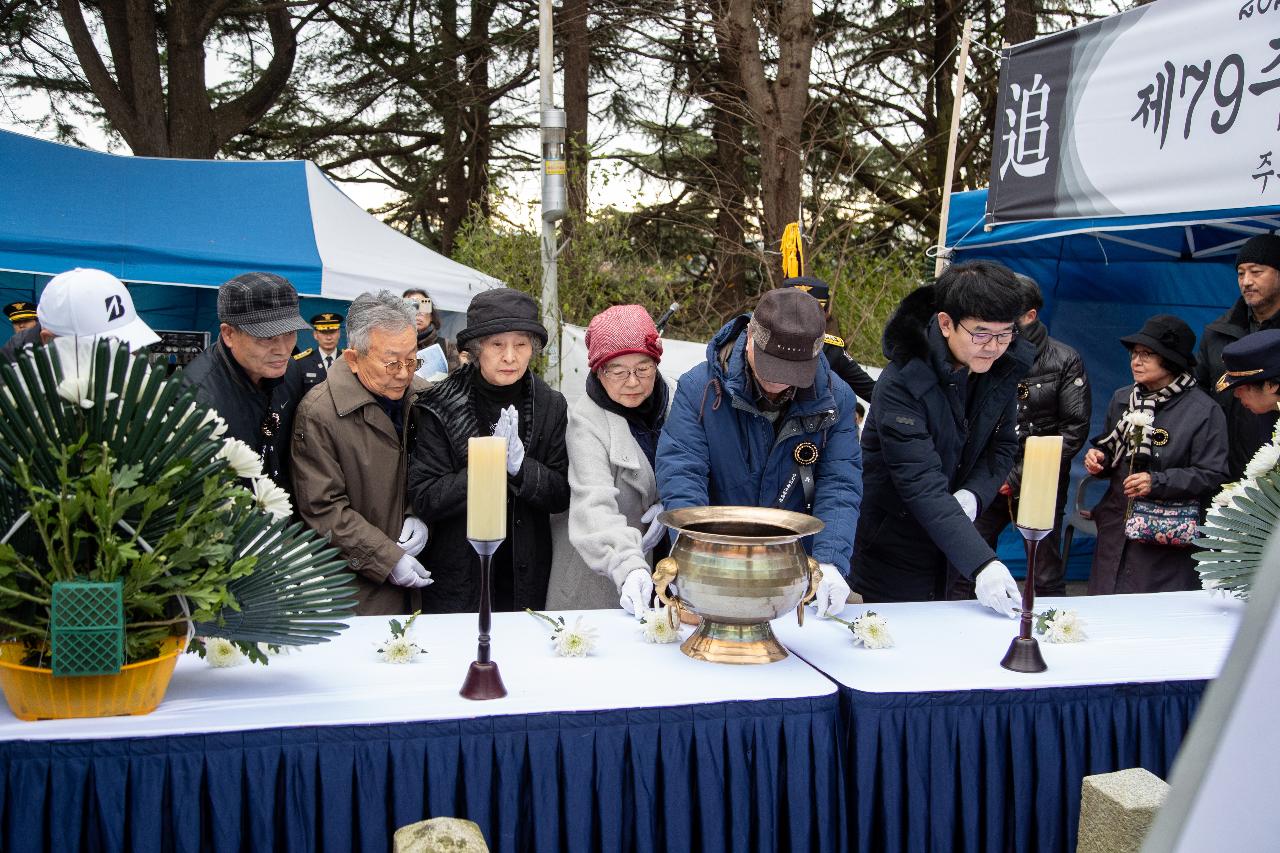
{"left": 1193, "top": 470, "right": 1280, "bottom": 600}
{"left": 0, "top": 339, "right": 356, "bottom": 667}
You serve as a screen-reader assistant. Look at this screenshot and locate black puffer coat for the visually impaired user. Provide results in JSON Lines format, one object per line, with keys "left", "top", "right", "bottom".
{"left": 1006, "top": 319, "right": 1092, "bottom": 490}
{"left": 181, "top": 340, "right": 304, "bottom": 493}
{"left": 851, "top": 286, "right": 1034, "bottom": 602}
{"left": 408, "top": 363, "right": 570, "bottom": 614}
{"left": 1194, "top": 298, "right": 1280, "bottom": 478}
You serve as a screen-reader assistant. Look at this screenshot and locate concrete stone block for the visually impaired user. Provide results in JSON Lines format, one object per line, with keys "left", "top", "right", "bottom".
{"left": 393, "top": 817, "right": 489, "bottom": 853}
{"left": 1077, "top": 767, "right": 1170, "bottom": 853}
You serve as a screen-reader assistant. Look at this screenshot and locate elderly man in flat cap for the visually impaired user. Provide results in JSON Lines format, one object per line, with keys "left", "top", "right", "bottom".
{"left": 182, "top": 272, "right": 309, "bottom": 492}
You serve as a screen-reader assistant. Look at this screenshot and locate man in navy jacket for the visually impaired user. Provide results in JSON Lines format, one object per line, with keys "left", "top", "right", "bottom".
{"left": 852, "top": 261, "right": 1033, "bottom": 614}
{"left": 657, "top": 288, "right": 862, "bottom": 616}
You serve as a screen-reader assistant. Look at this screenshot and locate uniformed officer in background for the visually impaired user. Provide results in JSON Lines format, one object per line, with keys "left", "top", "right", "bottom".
{"left": 295, "top": 311, "right": 344, "bottom": 393}
{"left": 4, "top": 301, "right": 38, "bottom": 334}
{"left": 783, "top": 276, "right": 876, "bottom": 403}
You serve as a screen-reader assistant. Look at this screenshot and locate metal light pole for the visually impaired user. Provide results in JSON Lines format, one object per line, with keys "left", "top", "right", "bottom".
{"left": 539, "top": 0, "right": 566, "bottom": 388}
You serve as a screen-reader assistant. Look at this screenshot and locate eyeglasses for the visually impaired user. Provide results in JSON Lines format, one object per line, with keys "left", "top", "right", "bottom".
{"left": 1129, "top": 349, "right": 1159, "bottom": 363}
{"left": 381, "top": 358, "right": 424, "bottom": 375}
{"left": 956, "top": 320, "right": 1016, "bottom": 345}
{"left": 601, "top": 363, "right": 658, "bottom": 382}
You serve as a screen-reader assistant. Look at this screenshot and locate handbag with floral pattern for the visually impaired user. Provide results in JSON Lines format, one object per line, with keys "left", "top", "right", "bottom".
{"left": 1123, "top": 498, "right": 1200, "bottom": 547}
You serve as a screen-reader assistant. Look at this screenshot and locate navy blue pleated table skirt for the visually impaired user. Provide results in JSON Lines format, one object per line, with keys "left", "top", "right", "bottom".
{"left": 840, "top": 679, "right": 1206, "bottom": 853}
{"left": 0, "top": 695, "right": 843, "bottom": 853}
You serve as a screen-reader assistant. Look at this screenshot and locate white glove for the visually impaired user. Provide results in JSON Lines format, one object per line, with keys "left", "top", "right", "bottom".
{"left": 953, "top": 489, "right": 979, "bottom": 521}
{"left": 388, "top": 553, "right": 433, "bottom": 588}
{"left": 814, "top": 563, "right": 851, "bottom": 617}
{"left": 397, "top": 515, "right": 429, "bottom": 557}
{"left": 974, "top": 560, "right": 1020, "bottom": 618}
{"left": 640, "top": 502, "right": 665, "bottom": 552}
{"left": 497, "top": 405, "right": 525, "bottom": 475}
{"left": 618, "top": 568, "right": 653, "bottom": 616}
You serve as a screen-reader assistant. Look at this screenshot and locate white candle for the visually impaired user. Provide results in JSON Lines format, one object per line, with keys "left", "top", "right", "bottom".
{"left": 467, "top": 436, "right": 508, "bottom": 541}
{"left": 1016, "top": 435, "right": 1064, "bottom": 530}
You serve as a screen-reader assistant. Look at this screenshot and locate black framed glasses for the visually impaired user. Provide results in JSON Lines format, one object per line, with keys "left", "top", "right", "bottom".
{"left": 956, "top": 320, "right": 1016, "bottom": 345}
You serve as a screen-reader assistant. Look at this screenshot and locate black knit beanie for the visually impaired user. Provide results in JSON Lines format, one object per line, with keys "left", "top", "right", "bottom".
{"left": 1236, "top": 234, "right": 1280, "bottom": 271}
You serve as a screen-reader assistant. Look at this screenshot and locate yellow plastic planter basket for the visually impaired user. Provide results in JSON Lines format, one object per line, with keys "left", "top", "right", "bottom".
{"left": 0, "top": 635, "right": 187, "bottom": 721}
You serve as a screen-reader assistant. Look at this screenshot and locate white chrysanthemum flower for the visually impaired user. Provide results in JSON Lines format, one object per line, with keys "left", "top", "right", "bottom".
{"left": 205, "top": 637, "right": 246, "bottom": 667}
{"left": 640, "top": 607, "right": 681, "bottom": 644}
{"left": 252, "top": 477, "right": 293, "bottom": 520}
{"left": 56, "top": 375, "right": 95, "bottom": 409}
{"left": 202, "top": 409, "right": 229, "bottom": 438}
{"left": 1211, "top": 480, "right": 1247, "bottom": 509}
{"left": 1123, "top": 410, "right": 1154, "bottom": 429}
{"left": 380, "top": 637, "right": 420, "bottom": 664}
{"left": 1043, "top": 610, "right": 1087, "bottom": 644}
{"left": 218, "top": 439, "right": 265, "bottom": 479}
{"left": 553, "top": 617, "right": 599, "bottom": 657}
{"left": 1245, "top": 442, "right": 1280, "bottom": 480}
{"left": 852, "top": 613, "right": 894, "bottom": 649}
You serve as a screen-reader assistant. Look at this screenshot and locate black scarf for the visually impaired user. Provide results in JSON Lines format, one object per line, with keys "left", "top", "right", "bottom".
{"left": 585, "top": 373, "right": 668, "bottom": 469}
{"left": 372, "top": 392, "right": 406, "bottom": 439}
{"left": 472, "top": 369, "right": 528, "bottom": 437}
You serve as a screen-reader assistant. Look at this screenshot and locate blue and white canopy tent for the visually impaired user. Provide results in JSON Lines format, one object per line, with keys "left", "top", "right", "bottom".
{"left": 0, "top": 129, "right": 499, "bottom": 347}
{"left": 945, "top": 188, "right": 1280, "bottom": 577}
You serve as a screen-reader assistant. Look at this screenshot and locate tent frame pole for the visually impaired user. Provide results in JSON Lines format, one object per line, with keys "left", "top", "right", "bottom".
{"left": 934, "top": 18, "right": 974, "bottom": 279}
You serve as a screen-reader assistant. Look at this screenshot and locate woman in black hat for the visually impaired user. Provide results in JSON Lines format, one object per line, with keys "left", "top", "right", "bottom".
{"left": 407, "top": 288, "right": 570, "bottom": 613}
{"left": 1082, "top": 315, "right": 1229, "bottom": 594}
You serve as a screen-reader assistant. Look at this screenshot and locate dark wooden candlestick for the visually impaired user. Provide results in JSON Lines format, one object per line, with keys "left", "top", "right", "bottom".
{"left": 1000, "top": 525, "right": 1049, "bottom": 673}
{"left": 460, "top": 537, "right": 508, "bottom": 700}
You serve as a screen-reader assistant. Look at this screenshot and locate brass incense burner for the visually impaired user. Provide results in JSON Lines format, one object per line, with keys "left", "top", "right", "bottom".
{"left": 653, "top": 506, "right": 822, "bottom": 665}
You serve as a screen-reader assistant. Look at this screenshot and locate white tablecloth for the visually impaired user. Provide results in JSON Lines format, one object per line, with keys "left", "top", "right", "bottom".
{"left": 771, "top": 590, "right": 1243, "bottom": 693}
{"left": 0, "top": 609, "right": 835, "bottom": 741}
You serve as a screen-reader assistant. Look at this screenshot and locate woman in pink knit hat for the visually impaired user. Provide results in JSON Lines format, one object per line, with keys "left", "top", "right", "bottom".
{"left": 546, "top": 304, "right": 673, "bottom": 612}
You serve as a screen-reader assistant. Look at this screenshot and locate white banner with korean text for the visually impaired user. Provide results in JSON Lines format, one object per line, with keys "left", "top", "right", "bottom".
{"left": 988, "top": 0, "right": 1280, "bottom": 224}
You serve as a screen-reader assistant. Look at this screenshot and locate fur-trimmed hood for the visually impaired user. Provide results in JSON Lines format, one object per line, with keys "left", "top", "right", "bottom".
{"left": 882, "top": 285, "right": 939, "bottom": 364}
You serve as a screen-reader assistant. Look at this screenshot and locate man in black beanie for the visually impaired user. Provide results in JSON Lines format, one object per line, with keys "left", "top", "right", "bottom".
{"left": 1195, "top": 233, "right": 1280, "bottom": 477}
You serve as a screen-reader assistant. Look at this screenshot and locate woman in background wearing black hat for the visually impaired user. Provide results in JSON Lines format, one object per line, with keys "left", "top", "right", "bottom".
{"left": 407, "top": 287, "right": 569, "bottom": 613}
{"left": 1082, "top": 315, "right": 1229, "bottom": 594}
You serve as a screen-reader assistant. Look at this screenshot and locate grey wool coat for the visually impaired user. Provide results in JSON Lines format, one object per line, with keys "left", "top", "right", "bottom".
{"left": 546, "top": 381, "right": 672, "bottom": 609}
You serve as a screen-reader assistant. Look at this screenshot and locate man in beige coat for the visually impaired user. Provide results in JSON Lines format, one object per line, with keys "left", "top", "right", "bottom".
{"left": 292, "top": 291, "right": 432, "bottom": 615}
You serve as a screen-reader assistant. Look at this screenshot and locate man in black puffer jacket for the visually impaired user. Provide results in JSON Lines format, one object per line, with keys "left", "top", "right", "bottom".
{"left": 950, "top": 275, "right": 1091, "bottom": 599}
{"left": 181, "top": 273, "right": 309, "bottom": 493}
{"left": 852, "top": 261, "right": 1034, "bottom": 609}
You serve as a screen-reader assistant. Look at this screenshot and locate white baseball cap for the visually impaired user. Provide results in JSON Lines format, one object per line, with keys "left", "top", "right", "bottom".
{"left": 37, "top": 268, "right": 161, "bottom": 353}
